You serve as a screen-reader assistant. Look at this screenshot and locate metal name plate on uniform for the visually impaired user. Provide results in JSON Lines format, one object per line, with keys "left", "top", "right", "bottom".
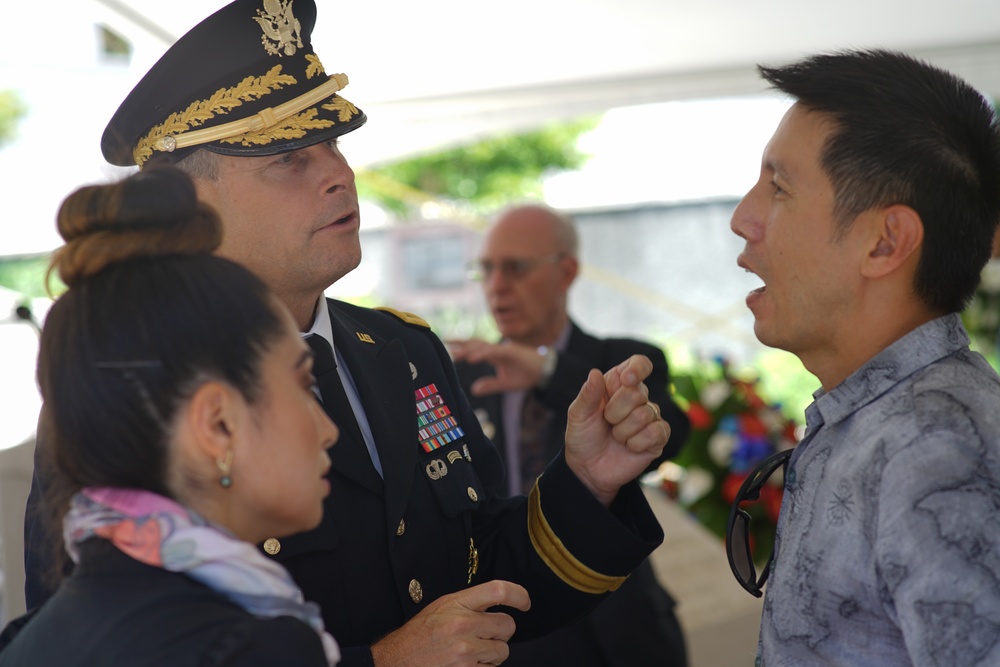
{"left": 416, "top": 383, "right": 465, "bottom": 452}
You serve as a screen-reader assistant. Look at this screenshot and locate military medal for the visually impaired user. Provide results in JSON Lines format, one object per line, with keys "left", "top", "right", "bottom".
{"left": 415, "top": 383, "right": 464, "bottom": 452}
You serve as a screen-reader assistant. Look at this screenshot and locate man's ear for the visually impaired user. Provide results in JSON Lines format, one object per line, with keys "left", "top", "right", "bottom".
{"left": 560, "top": 254, "right": 579, "bottom": 290}
{"left": 861, "top": 205, "right": 924, "bottom": 279}
{"left": 183, "top": 381, "right": 240, "bottom": 462}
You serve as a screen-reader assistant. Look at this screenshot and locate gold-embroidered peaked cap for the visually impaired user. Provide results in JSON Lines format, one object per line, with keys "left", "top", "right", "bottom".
{"left": 101, "top": 0, "right": 366, "bottom": 168}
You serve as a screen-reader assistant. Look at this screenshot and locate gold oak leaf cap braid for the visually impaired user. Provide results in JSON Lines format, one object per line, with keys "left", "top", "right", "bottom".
{"left": 527, "top": 482, "right": 629, "bottom": 595}
{"left": 101, "top": 0, "right": 366, "bottom": 168}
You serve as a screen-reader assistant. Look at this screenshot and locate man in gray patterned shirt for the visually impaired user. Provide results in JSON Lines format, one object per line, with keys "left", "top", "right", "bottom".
{"left": 731, "top": 49, "right": 1000, "bottom": 666}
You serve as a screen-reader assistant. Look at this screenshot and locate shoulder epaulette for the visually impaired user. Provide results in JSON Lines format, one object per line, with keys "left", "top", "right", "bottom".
{"left": 375, "top": 307, "right": 431, "bottom": 329}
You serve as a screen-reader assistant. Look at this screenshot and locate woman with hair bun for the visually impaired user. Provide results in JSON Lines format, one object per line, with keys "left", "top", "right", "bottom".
{"left": 0, "top": 167, "right": 341, "bottom": 666}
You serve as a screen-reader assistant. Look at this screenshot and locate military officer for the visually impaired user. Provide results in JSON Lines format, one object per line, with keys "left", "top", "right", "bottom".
{"left": 24, "top": 1, "right": 672, "bottom": 665}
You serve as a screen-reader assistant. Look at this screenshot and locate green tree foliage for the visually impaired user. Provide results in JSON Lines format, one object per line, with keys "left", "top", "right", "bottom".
{"left": 0, "top": 255, "right": 61, "bottom": 300}
{"left": 358, "top": 116, "right": 600, "bottom": 217}
{"left": 0, "top": 89, "right": 39, "bottom": 305}
{"left": 0, "top": 90, "right": 26, "bottom": 148}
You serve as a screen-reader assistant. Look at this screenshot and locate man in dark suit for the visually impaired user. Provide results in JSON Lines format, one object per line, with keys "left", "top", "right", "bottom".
{"left": 451, "top": 204, "right": 691, "bottom": 666}
{"left": 24, "top": 2, "right": 674, "bottom": 666}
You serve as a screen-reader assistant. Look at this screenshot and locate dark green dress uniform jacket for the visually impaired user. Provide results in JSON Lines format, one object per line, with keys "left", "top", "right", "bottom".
{"left": 22, "top": 300, "right": 664, "bottom": 667}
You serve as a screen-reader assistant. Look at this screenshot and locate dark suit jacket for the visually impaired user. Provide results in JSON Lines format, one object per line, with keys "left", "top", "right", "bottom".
{"left": 455, "top": 322, "right": 690, "bottom": 475}
{"left": 1, "top": 539, "right": 328, "bottom": 666}
{"left": 24, "top": 300, "right": 664, "bottom": 667}
{"left": 454, "top": 322, "right": 691, "bottom": 667}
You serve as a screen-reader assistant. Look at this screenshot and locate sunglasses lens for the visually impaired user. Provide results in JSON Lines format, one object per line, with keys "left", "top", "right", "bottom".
{"left": 729, "top": 512, "right": 755, "bottom": 585}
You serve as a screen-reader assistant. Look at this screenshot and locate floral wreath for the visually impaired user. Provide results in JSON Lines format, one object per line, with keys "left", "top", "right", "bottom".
{"left": 650, "top": 358, "right": 800, "bottom": 564}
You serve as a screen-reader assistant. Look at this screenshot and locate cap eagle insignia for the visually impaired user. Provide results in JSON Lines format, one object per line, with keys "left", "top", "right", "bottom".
{"left": 255, "top": 0, "right": 303, "bottom": 56}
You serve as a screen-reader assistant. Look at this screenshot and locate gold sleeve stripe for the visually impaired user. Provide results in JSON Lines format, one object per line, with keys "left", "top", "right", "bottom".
{"left": 527, "top": 481, "right": 628, "bottom": 594}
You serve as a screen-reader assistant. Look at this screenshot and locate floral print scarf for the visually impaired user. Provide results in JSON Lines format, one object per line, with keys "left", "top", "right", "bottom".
{"left": 64, "top": 487, "right": 340, "bottom": 665}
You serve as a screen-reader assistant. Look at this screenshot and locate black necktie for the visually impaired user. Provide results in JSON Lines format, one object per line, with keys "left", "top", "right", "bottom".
{"left": 518, "top": 390, "right": 553, "bottom": 494}
{"left": 304, "top": 334, "right": 367, "bottom": 454}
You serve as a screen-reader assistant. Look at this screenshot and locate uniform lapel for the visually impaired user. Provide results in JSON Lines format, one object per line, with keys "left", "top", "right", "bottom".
{"left": 327, "top": 302, "right": 417, "bottom": 523}
{"left": 326, "top": 307, "right": 384, "bottom": 495}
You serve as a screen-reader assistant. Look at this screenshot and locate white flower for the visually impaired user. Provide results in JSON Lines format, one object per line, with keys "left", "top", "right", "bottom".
{"left": 679, "top": 466, "right": 714, "bottom": 505}
{"left": 708, "top": 432, "right": 737, "bottom": 467}
{"left": 700, "top": 380, "right": 730, "bottom": 410}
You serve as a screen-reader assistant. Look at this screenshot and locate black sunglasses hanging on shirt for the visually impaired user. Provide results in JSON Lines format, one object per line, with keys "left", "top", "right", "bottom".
{"left": 725, "top": 448, "right": 793, "bottom": 597}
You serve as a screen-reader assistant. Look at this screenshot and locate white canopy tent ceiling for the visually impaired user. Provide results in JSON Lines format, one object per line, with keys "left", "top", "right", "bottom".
{"left": 97, "top": 0, "right": 1000, "bottom": 167}
{"left": 3, "top": 0, "right": 1000, "bottom": 257}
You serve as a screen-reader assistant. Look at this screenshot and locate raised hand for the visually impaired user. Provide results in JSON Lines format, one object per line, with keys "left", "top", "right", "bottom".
{"left": 563, "top": 355, "right": 670, "bottom": 506}
{"left": 447, "top": 339, "right": 546, "bottom": 395}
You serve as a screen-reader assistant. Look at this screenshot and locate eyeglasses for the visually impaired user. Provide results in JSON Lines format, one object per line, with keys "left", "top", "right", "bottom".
{"left": 466, "top": 254, "right": 565, "bottom": 282}
{"left": 725, "top": 448, "right": 792, "bottom": 598}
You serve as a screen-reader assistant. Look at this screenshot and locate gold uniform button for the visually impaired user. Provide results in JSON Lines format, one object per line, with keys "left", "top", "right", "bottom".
{"left": 263, "top": 538, "right": 281, "bottom": 555}
{"left": 396, "top": 519, "right": 406, "bottom": 536}
{"left": 408, "top": 579, "right": 423, "bottom": 604}
{"left": 467, "top": 487, "right": 479, "bottom": 502}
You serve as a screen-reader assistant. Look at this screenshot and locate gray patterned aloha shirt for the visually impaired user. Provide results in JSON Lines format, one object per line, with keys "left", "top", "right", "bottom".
{"left": 757, "top": 314, "right": 1000, "bottom": 666}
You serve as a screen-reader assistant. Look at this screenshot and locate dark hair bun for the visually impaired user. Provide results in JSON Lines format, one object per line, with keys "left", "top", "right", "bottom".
{"left": 52, "top": 167, "right": 223, "bottom": 287}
